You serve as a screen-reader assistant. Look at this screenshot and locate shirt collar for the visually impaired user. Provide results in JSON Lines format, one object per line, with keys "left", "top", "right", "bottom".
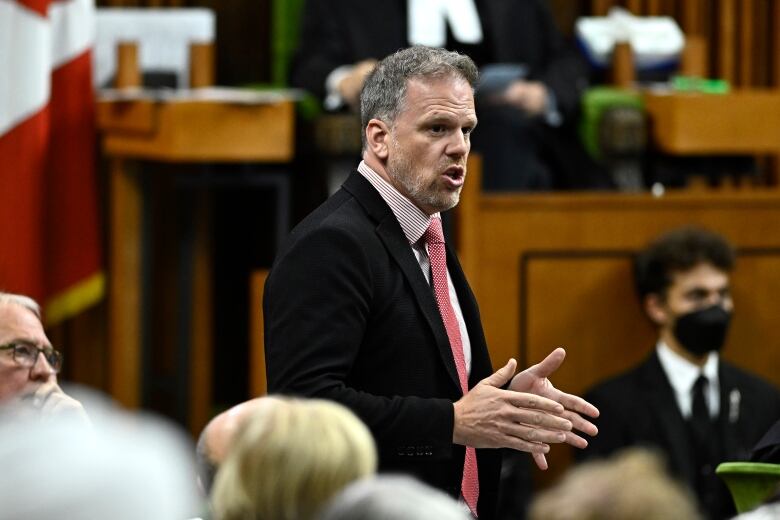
{"left": 656, "top": 340, "right": 719, "bottom": 395}
{"left": 357, "top": 160, "right": 440, "bottom": 244}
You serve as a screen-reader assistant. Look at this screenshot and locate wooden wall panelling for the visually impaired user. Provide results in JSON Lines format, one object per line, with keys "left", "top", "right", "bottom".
{"left": 682, "top": 0, "right": 703, "bottom": 35}
{"left": 189, "top": 189, "right": 213, "bottom": 436}
{"left": 718, "top": 0, "right": 737, "bottom": 84}
{"left": 591, "top": 0, "right": 618, "bottom": 16}
{"left": 46, "top": 303, "right": 108, "bottom": 392}
{"left": 108, "top": 158, "right": 142, "bottom": 408}
{"left": 646, "top": 0, "right": 663, "bottom": 16}
{"left": 739, "top": 0, "right": 754, "bottom": 87}
{"left": 775, "top": 0, "right": 780, "bottom": 87}
{"left": 626, "top": 0, "right": 642, "bottom": 15}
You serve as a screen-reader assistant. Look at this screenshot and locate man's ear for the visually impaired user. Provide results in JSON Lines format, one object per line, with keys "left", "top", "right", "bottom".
{"left": 644, "top": 293, "right": 669, "bottom": 326}
{"left": 365, "top": 119, "right": 390, "bottom": 160}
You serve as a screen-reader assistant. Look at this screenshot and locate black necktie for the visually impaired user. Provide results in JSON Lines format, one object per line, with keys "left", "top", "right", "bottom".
{"left": 690, "top": 374, "right": 716, "bottom": 459}
{"left": 691, "top": 374, "right": 710, "bottom": 429}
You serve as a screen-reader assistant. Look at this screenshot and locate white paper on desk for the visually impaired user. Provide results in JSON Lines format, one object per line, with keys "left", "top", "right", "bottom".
{"left": 160, "top": 87, "right": 305, "bottom": 104}
{"left": 576, "top": 7, "right": 684, "bottom": 69}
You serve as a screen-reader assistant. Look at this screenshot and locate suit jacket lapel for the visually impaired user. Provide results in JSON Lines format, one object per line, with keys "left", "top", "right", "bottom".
{"left": 640, "top": 352, "right": 696, "bottom": 483}
{"left": 343, "top": 173, "right": 463, "bottom": 391}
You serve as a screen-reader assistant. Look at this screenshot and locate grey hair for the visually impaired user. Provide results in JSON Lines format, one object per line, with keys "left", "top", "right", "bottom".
{"left": 0, "top": 292, "right": 41, "bottom": 319}
{"left": 316, "top": 475, "right": 471, "bottom": 520}
{"left": 360, "top": 46, "right": 479, "bottom": 149}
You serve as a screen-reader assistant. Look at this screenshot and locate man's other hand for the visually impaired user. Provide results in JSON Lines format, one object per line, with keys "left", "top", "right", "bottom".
{"left": 500, "top": 80, "right": 548, "bottom": 115}
{"left": 337, "top": 59, "right": 378, "bottom": 110}
{"left": 453, "top": 359, "right": 574, "bottom": 469}
{"left": 509, "top": 348, "right": 599, "bottom": 468}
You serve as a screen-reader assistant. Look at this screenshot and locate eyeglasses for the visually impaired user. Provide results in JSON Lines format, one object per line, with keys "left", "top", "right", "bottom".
{"left": 0, "top": 342, "right": 63, "bottom": 373}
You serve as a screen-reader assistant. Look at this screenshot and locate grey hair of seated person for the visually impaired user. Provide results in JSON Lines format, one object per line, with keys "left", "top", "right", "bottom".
{"left": 0, "top": 291, "right": 41, "bottom": 318}
{"left": 316, "top": 475, "right": 471, "bottom": 520}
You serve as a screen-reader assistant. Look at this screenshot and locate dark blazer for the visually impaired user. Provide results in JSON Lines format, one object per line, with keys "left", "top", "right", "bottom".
{"left": 264, "top": 172, "right": 501, "bottom": 518}
{"left": 751, "top": 419, "right": 780, "bottom": 463}
{"left": 580, "top": 350, "right": 780, "bottom": 519}
{"left": 290, "top": 0, "right": 589, "bottom": 119}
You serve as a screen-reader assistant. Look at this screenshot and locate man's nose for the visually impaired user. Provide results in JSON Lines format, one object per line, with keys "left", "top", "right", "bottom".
{"left": 447, "top": 131, "right": 469, "bottom": 156}
{"left": 29, "top": 351, "right": 55, "bottom": 381}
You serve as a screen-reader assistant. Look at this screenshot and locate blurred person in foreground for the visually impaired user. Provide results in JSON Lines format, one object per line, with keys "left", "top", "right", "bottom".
{"left": 265, "top": 46, "right": 599, "bottom": 519}
{"left": 580, "top": 227, "right": 780, "bottom": 519}
{"left": 196, "top": 397, "right": 275, "bottom": 495}
{"left": 0, "top": 390, "right": 199, "bottom": 520}
{"left": 530, "top": 448, "right": 701, "bottom": 520}
{"left": 318, "top": 475, "right": 471, "bottom": 520}
{"left": 211, "top": 397, "right": 377, "bottom": 520}
{"left": 0, "top": 291, "right": 87, "bottom": 422}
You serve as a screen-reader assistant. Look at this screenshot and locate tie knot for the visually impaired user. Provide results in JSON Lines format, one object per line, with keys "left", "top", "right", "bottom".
{"left": 424, "top": 218, "right": 445, "bottom": 245}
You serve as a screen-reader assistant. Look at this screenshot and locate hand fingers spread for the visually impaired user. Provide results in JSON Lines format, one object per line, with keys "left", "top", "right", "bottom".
{"left": 532, "top": 452, "right": 549, "bottom": 471}
{"left": 503, "top": 436, "right": 550, "bottom": 455}
{"left": 564, "top": 430, "right": 589, "bottom": 449}
{"left": 557, "top": 391, "right": 599, "bottom": 419}
{"left": 506, "top": 407, "right": 572, "bottom": 432}
{"left": 528, "top": 347, "right": 566, "bottom": 379}
{"left": 500, "top": 422, "right": 568, "bottom": 445}
{"left": 562, "top": 409, "right": 598, "bottom": 437}
{"left": 483, "top": 359, "right": 518, "bottom": 388}
{"left": 504, "top": 390, "right": 564, "bottom": 415}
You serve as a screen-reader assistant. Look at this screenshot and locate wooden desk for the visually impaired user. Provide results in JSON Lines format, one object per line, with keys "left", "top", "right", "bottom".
{"left": 97, "top": 90, "right": 294, "bottom": 433}
{"left": 643, "top": 90, "right": 780, "bottom": 154}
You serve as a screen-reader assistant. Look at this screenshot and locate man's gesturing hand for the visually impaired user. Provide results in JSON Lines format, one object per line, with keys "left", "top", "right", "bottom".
{"left": 453, "top": 359, "right": 573, "bottom": 459}
{"left": 509, "top": 348, "right": 600, "bottom": 469}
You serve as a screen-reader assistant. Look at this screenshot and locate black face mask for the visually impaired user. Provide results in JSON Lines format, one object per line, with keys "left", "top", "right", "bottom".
{"left": 673, "top": 305, "right": 732, "bottom": 357}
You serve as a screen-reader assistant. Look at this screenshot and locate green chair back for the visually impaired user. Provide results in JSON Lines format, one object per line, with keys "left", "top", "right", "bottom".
{"left": 716, "top": 462, "right": 780, "bottom": 514}
{"left": 271, "top": 0, "right": 307, "bottom": 88}
{"left": 579, "top": 86, "right": 644, "bottom": 160}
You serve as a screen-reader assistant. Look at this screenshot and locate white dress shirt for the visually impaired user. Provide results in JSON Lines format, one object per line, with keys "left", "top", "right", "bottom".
{"left": 656, "top": 341, "right": 720, "bottom": 419}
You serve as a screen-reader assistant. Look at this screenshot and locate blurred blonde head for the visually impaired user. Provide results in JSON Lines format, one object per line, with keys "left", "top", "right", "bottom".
{"left": 211, "top": 397, "right": 377, "bottom": 520}
{"left": 529, "top": 448, "right": 702, "bottom": 520}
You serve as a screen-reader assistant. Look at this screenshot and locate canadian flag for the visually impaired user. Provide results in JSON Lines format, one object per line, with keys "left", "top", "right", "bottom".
{"left": 0, "top": 0, "right": 103, "bottom": 324}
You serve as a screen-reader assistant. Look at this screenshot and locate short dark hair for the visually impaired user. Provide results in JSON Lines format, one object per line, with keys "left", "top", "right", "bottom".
{"left": 634, "top": 227, "right": 735, "bottom": 300}
{"left": 359, "top": 46, "right": 478, "bottom": 148}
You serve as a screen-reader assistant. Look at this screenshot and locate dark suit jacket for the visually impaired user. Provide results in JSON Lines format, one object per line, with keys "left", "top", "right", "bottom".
{"left": 264, "top": 171, "right": 501, "bottom": 518}
{"left": 290, "top": 0, "right": 589, "bottom": 120}
{"left": 751, "top": 419, "right": 780, "bottom": 463}
{"left": 580, "top": 350, "right": 780, "bottom": 519}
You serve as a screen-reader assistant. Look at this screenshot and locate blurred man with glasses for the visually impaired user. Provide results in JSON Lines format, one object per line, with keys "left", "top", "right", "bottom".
{"left": 0, "top": 292, "right": 86, "bottom": 420}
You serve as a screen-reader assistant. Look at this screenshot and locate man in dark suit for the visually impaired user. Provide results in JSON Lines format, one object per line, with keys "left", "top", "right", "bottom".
{"left": 579, "top": 227, "right": 780, "bottom": 520}
{"left": 265, "top": 47, "right": 599, "bottom": 519}
{"left": 290, "top": 0, "right": 610, "bottom": 191}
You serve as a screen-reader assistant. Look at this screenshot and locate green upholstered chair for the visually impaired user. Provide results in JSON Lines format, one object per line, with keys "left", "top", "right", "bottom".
{"left": 716, "top": 462, "right": 780, "bottom": 514}
{"left": 579, "top": 86, "right": 644, "bottom": 161}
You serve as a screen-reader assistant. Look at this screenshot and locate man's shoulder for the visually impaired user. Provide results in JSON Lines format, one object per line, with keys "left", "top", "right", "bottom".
{"left": 720, "top": 360, "right": 780, "bottom": 400}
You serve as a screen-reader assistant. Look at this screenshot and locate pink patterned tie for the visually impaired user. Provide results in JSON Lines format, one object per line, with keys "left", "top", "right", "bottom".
{"left": 424, "top": 217, "right": 479, "bottom": 517}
